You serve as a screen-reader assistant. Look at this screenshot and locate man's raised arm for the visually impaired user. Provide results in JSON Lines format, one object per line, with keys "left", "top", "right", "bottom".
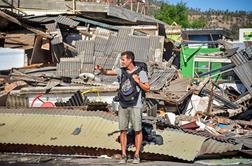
{"left": 95, "top": 65, "right": 117, "bottom": 76}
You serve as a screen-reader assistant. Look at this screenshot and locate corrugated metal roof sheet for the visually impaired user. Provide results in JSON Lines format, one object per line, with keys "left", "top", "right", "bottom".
{"left": 234, "top": 60, "right": 252, "bottom": 95}
{"left": 117, "top": 28, "right": 133, "bottom": 38}
{"left": 0, "top": 108, "right": 118, "bottom": 121}
{"left": 103, "top": 52, "right": 120, "bottom": 69}
{"left": 46, "top": 23, "right": 63, "bottom": 45}
{"left": 0, "top": 112, "right": 203, "bottom": 161}
{"left": 56, "top": 57, "right": 82, "bottom": 78}
{"left": 76, "top": 40, "right": 95, "bottom": 55}
{"left": 81, "top": 63, "right": 94, "bottom": 73}
{"left": 125, "top": 35, "right": 150, "bottom": 62}
{"left": 94, "top": 37, "right": 108, "bottom": 52}
{"left": 6, "top": 95, "right": 29, "bottom": 108}
{"left": 55, "top": 15, "right": 79, "bottom": 27}
{"left": 199, "top": 139, "right": 242, "bottom": 155}
{"left": 104, "top": 35, "right": 117, "bottom": 56}
{"left": 0, "top": 110, "right": 242, "bottom": 161}
{"left": 142, "top": 129, "right": 206, "bottom": 161}
{"left": 46, "top": 23, "right": 57, "bottom": 32}
{"left": 94, "top": 51, "right": 106, "bottom": 67}
{"left": 93, "top": 27, "right": 113, "bottom": 38}
{"left": 75, "top": 40, "right": 95, "bottom": 73}
{"left": 113, "top": 35, "right": 128, "bottom": 52}
{"left": 149, "top": 36, "right": 164, "bottom": 62}
{"left": 230, "top": 51, "right": 249, "bottom": 66}
{"left": 246, "top": 45, "right": 252, "bottom": 57}
{"left": 150, "top": 68, "right": 177, "bottom": 91}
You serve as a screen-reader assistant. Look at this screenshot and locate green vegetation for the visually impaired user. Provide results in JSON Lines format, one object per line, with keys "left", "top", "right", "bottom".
{"left": 190, "top": 16, "right": 208, "bottom": 28}
{"left": 154, "top": 2, "right": 207, "bottom": 28}
{"left": 151, "top": 1, "right": 252, "bottom": 39}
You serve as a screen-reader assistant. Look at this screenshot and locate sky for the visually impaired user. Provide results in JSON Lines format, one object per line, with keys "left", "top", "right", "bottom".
{"left": 166, "top": 0, "right": 252, "bottom": 12}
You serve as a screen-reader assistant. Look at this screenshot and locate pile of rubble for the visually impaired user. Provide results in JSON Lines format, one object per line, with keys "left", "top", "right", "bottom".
{"left": 0, "top": 3, "right": 252, "bottom": 162}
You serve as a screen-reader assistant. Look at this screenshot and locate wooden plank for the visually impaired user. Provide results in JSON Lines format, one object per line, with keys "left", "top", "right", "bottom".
{"left": 2, "top": 0, "right": 27, "bottom": 15}
{"left": 30, "top": 36, "right": 45, "bottom": 64}
{"left": 193, "top": 77, "right": 210, "bottom": 95}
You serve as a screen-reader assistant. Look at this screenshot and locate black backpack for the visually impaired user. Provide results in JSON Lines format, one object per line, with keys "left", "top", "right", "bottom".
{"left": 117, "top": 62, "right": 148, "bottom": 108}
{"left": 135, "top": 61, "right": 148, "bottom": 74}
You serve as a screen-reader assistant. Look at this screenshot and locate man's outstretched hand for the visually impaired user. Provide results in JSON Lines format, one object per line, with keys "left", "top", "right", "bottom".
{"left": 95, "top": 65, "right": 103, "bottom": 71}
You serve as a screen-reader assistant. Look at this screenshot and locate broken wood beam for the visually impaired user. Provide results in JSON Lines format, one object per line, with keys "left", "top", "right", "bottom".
{"left": 0, "top": 10, "right": 51, "bottom": 39}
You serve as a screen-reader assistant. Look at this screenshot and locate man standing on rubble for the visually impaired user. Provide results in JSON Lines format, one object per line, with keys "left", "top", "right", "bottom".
{"left": 95, "top": 51, "right": 150, "bottom": 164}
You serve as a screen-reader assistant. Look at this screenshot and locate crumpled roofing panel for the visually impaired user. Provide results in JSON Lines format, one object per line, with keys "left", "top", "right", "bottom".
{"left": 199, "top": 139, "right": 242, "bottom": 155}
{"left": 142, "top": 129, "right": 206, "bottom": 161}
{"left": 0, "top": 109, "right": 243, "bottom": 161}
{"left": 150, "top": 68, "right": 177, "bottom": 91}
{"left": 0, "top": 112, "right": 203, "bottom": 161}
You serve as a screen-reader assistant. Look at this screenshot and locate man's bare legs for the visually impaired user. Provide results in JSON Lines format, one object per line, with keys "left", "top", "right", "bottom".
{"left": 120, "top": 130, "right": 127, "bottom": 156}
{"left": 134, "top": 131, "right": 142, "bottom": 156}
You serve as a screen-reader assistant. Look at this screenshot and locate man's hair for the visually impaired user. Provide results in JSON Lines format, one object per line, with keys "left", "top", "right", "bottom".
{"left": 121, "top": 51, "right": 135, "bottom": 63}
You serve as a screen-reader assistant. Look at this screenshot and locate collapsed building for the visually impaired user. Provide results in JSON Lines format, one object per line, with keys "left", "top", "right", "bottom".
{"left": 0, "top": 0, "right": 252, "bottom": 163}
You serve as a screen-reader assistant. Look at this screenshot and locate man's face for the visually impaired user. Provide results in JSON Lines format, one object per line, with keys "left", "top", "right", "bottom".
{"left": 120, "top": 55, "right": 132, "bottom": 68}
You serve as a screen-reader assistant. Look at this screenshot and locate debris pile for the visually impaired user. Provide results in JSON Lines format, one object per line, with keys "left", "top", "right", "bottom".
{"left": 0, "top": 2, "right": 252, "bottom": 162}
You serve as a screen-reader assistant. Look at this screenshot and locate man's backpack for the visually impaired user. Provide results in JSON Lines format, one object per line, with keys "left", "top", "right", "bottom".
{"left": 117, "top": 62, "right": 147, "bottom": 108}
{"left": 135, "top": 61, "right": 148, "bottom": 74}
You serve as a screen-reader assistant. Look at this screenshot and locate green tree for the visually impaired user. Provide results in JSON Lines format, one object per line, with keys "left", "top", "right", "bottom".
{"left": 190, "top": 16, "right": 207, "bottom": 28}
{"left": 154, "top": 2, "right": 190, "bottom": 27}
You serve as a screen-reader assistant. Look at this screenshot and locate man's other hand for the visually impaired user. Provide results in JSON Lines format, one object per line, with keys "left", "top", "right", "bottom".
{"left": 132, "top": 74, "right": 140, "bottom": 84}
